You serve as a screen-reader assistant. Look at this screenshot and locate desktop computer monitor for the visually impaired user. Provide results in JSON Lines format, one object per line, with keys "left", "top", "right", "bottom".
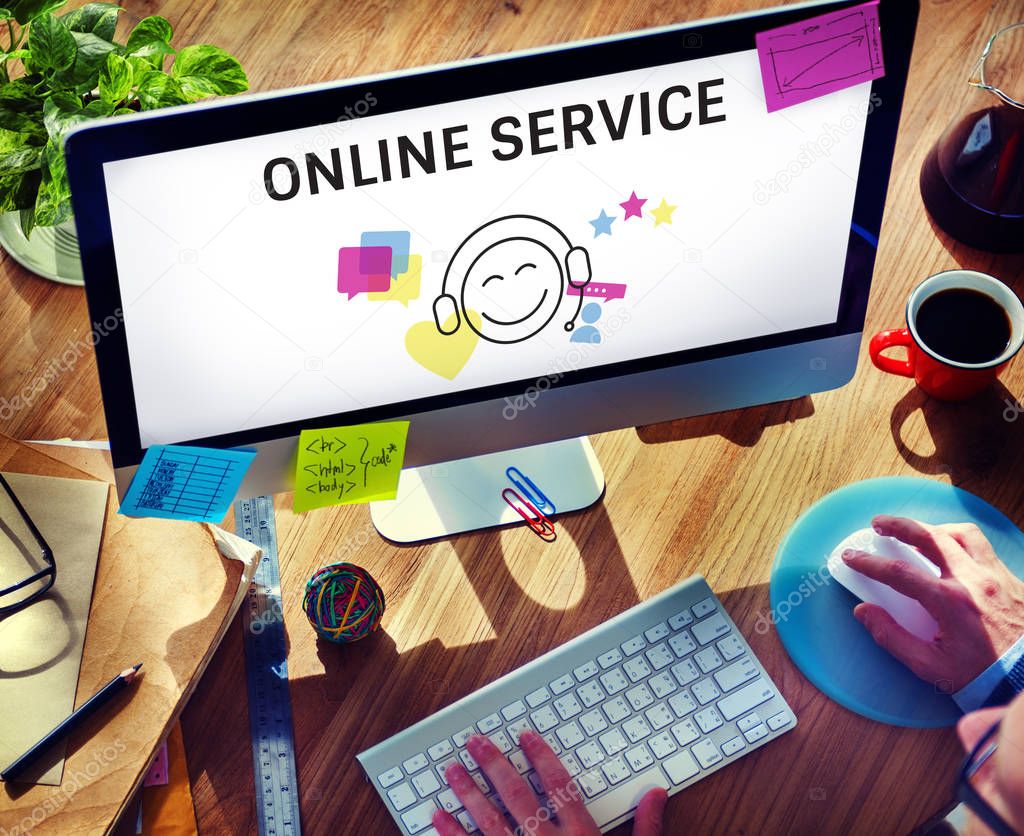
{"left": 67, "top": 0, "right": 917, "bottom": 540}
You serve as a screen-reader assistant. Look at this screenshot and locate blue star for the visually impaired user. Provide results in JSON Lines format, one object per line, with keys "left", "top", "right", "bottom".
{"left": 589, "top": 209, "right": 615, "bottom": 238}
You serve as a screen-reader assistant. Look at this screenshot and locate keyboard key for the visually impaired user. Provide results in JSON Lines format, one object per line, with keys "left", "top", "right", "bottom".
{"left": 585, "top": 769, "right": 671, "bottom": 827}
{"left": 574, "top": 660, "right": 599, "bottom": 681}
{"left": 737, "top": 713, "right": 762, "bottom": 733}
{"left": 743, "top": 723, "right": 769, "bottom": 744}
{"left": 644, "top": 622, "right": 670, "bottom": 642}
{"left": 717, "top": 634, "right": 745, "bottom": 661}
{"left": 543, "top": 733, "right": 562, "bottom": 755}
{"left": 600, "top": 669, "right": 629, "bottom": 695}
{"left": 663, "top": 750, "right": 700, "bottom": 784}
{"left": 668, "top": 691, "right": 697, "bottom": 717}
{"left": 692, "top": 597, "right": 716, "bottom": 618}
{"left": 459, "top": 749, "right": 478, "bottom": 771}
{"left": 649, "top": 672, "right": 677, "bottom": 699}
{"left": 507, "top": 718, "right": 532, "bottom": 744}
{"left": 509, "top": 750, "right": 531, "bottom": 774}
{"left": 603, "top": 696, "right": 632, "bottom": 724}
{"left": 550, "top": 674, "right": 575, "bottom": 695}
{"left": 526, "top": 686, "right": 551, "bottom": 708}
{"left": 669, "top": 632, "right": 697, "bottom": 658}
{"left": 694, "top": 707, "right": 723, "bottom": 734}
{"left": 528, "top": 772, "right": 545, "bottom": 794}
{"left": 577, "top": 680, "right": 605, "bottom": 708}
{"left": 577, "top": 740, "right": 605, "bottom": 769}
{"left": 622, "top": 715, "right": 652, "bottom": 743}
{"left": 427, "top": 740, "right": 453, "bottom": 761}
{"left": 477, "top": 714, "right": 502, "bottom": 734}
{"left": 554, "top": 693, "right": 583, "bottom": 720}
{"left": 721, "top": 736, "right": 746, "bottom": 757}
{"left": 621, "top": 635, "right": 646, "bottom": 656}
{"left": 436, "top": 757, "right": 458, "bottom": 786}
{"left": 597, "top": 648, "right": 623, "bottom": 669}
{"left": 768, "top": 712, "right": 792, "bottom": 731}
{"left": 387, "top": 782, "right": 417, "bottom": 811}
{"left": 691, "top": 739, "right": 723, "bottom": 769}
{"left": 438, "top": 788, "right": 463, "bottom": 813}
{"left": 412, "top": 770, "right": 441, "bottom": 797}
{"left": 645, "top": 643, "right": 675, "bottom": 671}
{"left": 668, "top": 610, "right": 694, "bottom": 630}
{"left": 692, "top": 613, "right": 730, "bottom": 645}
{"left": 556, "top": 721, "right": 585, "bottom": 749}
{"left": 602, "top": 755, "right": 631, "bottom": 785}
{"left": 457, "top": 810, "right": 478, "bottom": 833}
{"left": 691, "top": 679, "right": 721, "bottom": 705}
{"left": 670, "top": 718, "right": 700, "bottom": 747}
{"left": 625, "top": 744, "right": 654, "bottom": 771}
{"left": 403, "top": 752, "right": 429, "bottom": 774}
{"left": 400, "top": 799, "right": 438, "bottom": 833}
{"left": 694, "top": 647, "right": 723, "bottom": 673}
{"left": 645, "top": 703, "right": 674, "bottom": 730}
{"left": 580, "top": 709, "right": 609, "bottom": 736}
{"left": 378, "top": 766, "right": 403, "bottom": 788}
{"left": 671, "top": 659, "right": 700, "bottom": 686}
{"left": 714, "top": 656, "right": 758, "bottom": 692}
{"left": 471, "top": 772, "right": 490, "bottom": 794}
{"left": 561, "top": 753, "right": 582, "bottom": 777}
{"left": 532, "top": 706, "right": 560, "bottom": 733}
{"left": 717, "top": 678, "right": 774, "bottom": 720}
{"left": 623, "top": 656, "right": 652, "bottom": 682}
{"left": 577, "top": 769, "right": 608, "bottom": 798}
{"left": 647, "top": 731, "right": 677, "bottom": 759}
{"left": 598, "top": 728, "right": 628, "bottom": 756}
{"left": 501, "top": 700, "right": 527, "bottom": 722}
{"left": 488, "top": 730, "right": 512, "bottom": 754}
{"left": 625, "top": 684, "right": 655, "bottom": 711}
{"left": 453, "top": 727, "right": 475, "bottom": 747}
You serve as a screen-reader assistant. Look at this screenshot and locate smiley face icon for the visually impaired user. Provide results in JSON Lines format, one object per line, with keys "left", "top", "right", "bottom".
{"left": 433, "top": 215, "right": 592, "bottom": 345}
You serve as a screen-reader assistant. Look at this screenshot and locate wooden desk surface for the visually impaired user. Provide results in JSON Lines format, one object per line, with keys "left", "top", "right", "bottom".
{"left": 2, "top": 0, "right": 1023, "bottom": 833}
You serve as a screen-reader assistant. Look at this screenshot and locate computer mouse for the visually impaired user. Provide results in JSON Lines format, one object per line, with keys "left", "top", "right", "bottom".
{"left": 826, "top": 528, "right": 941, "bottom": 641}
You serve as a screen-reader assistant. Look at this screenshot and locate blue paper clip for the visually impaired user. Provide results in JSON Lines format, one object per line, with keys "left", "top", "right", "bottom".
{"left": 505, "top": 467, "right": 556, "bottom": 515}
{"left": 502, "top": 488, "right": 556, "bottom": 540}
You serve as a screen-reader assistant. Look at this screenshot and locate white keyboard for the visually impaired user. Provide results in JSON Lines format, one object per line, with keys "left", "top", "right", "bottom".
{"left": 358, "top": 574, "right": 796, "bottom": 834}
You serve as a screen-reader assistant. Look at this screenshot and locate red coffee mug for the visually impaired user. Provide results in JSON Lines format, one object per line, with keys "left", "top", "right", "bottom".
{"left": 870, "top": 269, "right": 1024, "bottom": 401}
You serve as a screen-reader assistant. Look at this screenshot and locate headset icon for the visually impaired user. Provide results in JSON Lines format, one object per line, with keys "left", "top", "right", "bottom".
{"left": 433, "top": 215, "right": 592, "bottom": 345}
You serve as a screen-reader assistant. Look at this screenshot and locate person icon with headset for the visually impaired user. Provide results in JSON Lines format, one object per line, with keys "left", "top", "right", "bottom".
{"left": 433, "top": 215, "right": 592, "bottom": 345}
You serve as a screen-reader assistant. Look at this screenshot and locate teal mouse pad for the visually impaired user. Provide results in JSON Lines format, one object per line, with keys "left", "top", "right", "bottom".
{"left": 770, "top": 476, "right": 1024, "bottom": 727}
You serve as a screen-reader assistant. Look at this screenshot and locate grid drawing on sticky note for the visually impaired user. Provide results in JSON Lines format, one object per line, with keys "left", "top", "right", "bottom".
{"left": 136, "top": 448, "right": 236, "bottom": 517}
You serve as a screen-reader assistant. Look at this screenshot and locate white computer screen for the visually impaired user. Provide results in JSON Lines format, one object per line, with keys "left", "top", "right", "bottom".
{"left": 104, "top": 48, "right": 871, "bottom": 447}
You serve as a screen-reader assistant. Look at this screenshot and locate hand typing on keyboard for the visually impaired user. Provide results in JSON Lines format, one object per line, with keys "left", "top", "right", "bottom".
{"left": 432, "top": 730, "right": 667, "bottom": 836}
{"left": 843, "top": 515, "right": 1024, "bottom": 692}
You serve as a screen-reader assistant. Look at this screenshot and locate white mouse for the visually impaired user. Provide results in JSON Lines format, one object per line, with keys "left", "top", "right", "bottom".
{"left": 827, "top": 528, "right": 941, "bottom": 641}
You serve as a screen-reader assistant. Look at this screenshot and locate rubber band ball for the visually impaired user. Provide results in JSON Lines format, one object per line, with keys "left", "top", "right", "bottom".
{"left": 302, "top": 563, "right": 385, "bottom": 643}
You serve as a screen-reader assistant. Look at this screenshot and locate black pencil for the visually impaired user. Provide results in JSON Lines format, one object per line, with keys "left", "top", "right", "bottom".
{"left": 1, "top": 664, "right": 143, "bottom": 783}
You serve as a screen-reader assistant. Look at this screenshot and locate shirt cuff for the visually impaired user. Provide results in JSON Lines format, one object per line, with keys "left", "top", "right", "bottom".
{"left": 953, "top": 633, "right": 1024, "bottom": 713}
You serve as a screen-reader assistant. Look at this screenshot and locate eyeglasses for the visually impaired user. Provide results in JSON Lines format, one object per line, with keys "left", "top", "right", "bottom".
{"left": 957, "top": 719, "right": 1018, "bottom": 836}
{"left": 0, "top": 473, "right": 55, "bottom": 616}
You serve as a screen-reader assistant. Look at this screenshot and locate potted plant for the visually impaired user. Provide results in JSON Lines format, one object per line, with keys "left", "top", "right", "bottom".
{"left": 0, "top": 1, "right": 248, "bottom": 284}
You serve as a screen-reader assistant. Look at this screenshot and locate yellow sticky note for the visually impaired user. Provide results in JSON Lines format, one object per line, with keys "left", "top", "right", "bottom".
{"left": 294, "top": 421, "right": 409, "bottom": 512}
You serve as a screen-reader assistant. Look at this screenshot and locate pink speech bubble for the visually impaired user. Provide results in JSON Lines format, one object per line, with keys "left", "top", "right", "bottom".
{"left": 338, "top": 246, "right": 392, "bottom": 299}
{"left": 568, "top": 281, "right": 627, "bottom": 302}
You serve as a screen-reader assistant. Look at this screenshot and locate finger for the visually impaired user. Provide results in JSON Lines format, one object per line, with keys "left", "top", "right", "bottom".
{"left": 518, "top": 730, "right": 593, "bottom": 831}
{"left": 446, "top": 762, "right": 512, "bottom": 836}
{"left": 853, "top": 603, "right": 939, "bottom": 681}
{"left": 467, "top": 735, "right": 551, "bottom": 831}
{"left": 632, "top": 787, "right": 668, "bottom": 836}
{"left": 843, "top": 550, "right": 946, "bottom": 615}
{"left": 432, "top": 809, "right": 467, "bottom": 836}
{"left": 934, "top": 523, "right": 1001, "bottom": 567}
{"left": 871, "top": 515, "right": 963, "bottom": 574}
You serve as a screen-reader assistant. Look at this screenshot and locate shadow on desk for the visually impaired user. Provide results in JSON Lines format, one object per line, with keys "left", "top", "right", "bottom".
{"left": 925, "top": 213, "right": 1024, "bottom": 287}
{"left": 635, "top": 396, "right": 816, "bottom": 448}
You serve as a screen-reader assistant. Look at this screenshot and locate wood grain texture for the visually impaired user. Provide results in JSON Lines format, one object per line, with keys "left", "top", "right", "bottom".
{"left": 1, "top": 0, "right": 1023, "bottom": 834}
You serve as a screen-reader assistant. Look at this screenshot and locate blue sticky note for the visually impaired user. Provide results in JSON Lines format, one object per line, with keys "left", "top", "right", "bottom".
{"left": 119, "top": 445, "right": 257, "bottom": 523}
{"left": 360, "top": 230, "right": 410, "bottom": 277}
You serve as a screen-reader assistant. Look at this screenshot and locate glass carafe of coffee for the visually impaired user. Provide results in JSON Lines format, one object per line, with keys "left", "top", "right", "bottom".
{"left": 920, "top": 23, "right": 1024, "bottom": 252}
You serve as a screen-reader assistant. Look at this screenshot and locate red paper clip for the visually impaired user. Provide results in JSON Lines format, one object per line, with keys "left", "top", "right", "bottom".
{"left": 502, "top": 488, "right": 556, "bottom": 540}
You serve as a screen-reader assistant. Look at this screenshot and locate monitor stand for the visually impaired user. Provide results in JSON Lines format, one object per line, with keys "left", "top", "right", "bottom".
{"left": 369, "top": 437, "right": 605, "bottom": 543}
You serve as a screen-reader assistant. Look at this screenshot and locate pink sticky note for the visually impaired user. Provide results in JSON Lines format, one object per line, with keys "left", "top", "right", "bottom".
{"left": 756, "top": 1, "right": 884, "bottom": 113}
{"left": 143, "top": 741, "right": 169, "bottom": 787}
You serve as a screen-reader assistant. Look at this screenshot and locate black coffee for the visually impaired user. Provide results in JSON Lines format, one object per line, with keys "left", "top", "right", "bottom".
{"left": 915, "top": 288, "right": 1012, "bottom": 364}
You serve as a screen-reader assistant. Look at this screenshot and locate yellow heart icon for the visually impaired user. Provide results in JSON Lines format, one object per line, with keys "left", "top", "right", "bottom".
{"left": 405, "top": 310, "right": 481, "bottom": 380}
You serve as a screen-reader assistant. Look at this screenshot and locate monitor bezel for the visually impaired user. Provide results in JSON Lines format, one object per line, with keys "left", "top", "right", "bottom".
{"left": 66, "top": 0, "right": 918, "bottom": 468}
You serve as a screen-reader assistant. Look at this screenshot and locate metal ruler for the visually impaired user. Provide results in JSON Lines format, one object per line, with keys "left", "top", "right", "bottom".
{"left": 235, "top": 495, "right": 302, "bottom": 836}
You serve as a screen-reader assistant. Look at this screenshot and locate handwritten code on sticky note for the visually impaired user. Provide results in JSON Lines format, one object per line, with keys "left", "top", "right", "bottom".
{"left": 119, "top": 445, "right": 256, "bottom": 523}
{"left": 294, "top": 421, "right": 409, "bottom": 512}
{"left": 756, "top": 1, "right": 884, "bottom": 113}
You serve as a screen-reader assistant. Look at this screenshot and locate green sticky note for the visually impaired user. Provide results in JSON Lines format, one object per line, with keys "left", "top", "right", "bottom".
{"left": 294, "top": 421, "right": 410, "bottom": 512}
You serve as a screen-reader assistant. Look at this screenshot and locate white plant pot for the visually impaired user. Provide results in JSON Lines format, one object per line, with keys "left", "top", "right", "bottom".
{"left": 0, "top": 213, "right": 83, "bottom": 286}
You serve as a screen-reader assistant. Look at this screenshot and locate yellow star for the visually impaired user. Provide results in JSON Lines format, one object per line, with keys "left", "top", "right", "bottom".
{"left": 651, "top": 198, "right": 677, "bottom": 227}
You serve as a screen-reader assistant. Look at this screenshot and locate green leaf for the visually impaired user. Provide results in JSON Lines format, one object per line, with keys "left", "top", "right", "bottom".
{"left": 135, "top": 69, "right": 185, "bottom": 110}
{"left": 8, "top": 0, "right": 65, "bottom": 25}
{"left": 0, "top": 126, "right": 26, "bottom": 151}
{"left": 20, "top": 203, "right": 34, "bottom": 236}
{"left": 171, "top": 44, "right": 247, "bottom": 101}
{"left": 54, "top": 29, "right": 116, "bottom": 91}
{"left": 0, "top": 49, "right": 31, "bottom": 62}
{"left": 60, "top": 2, "right": 119, "bottom": 41}
{"left": 27, "top": 12, "right": 76, "bottom": 72}
{"left": 0, "top": 9, "right": 12, "bottom": 21}
{"left": 0, "top": 89, "right": 43, "bottom": 134}
{"left": 98, "top": 50, "right": 129, "bottom": 106}
{"left": 0, "top": 77, "right": 43, "bottom": 112}
{"left": 124, "top": 15, "right": 171, "bottom": 52}
{"left": 33, "top": 141, "right": 70, "bottom": 227}
{"left": 0, "top": 167, "right": 39, "bottom": 212}
{"left": 128, "top": 38, "right": 173, "bottom": 71}
{"left": 0, "top": 145, "right": 39, "bottom": 174}
{"left": 42, "top": 90, "right": 89, "bottom": 142}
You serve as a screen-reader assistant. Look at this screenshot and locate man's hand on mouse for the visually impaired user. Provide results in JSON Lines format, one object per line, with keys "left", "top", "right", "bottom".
{"left": 842, "top": 514, "right": 1024, "bottom": 692}
{"left": 431, "top": 730, "right": 667, "bottom": 836}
